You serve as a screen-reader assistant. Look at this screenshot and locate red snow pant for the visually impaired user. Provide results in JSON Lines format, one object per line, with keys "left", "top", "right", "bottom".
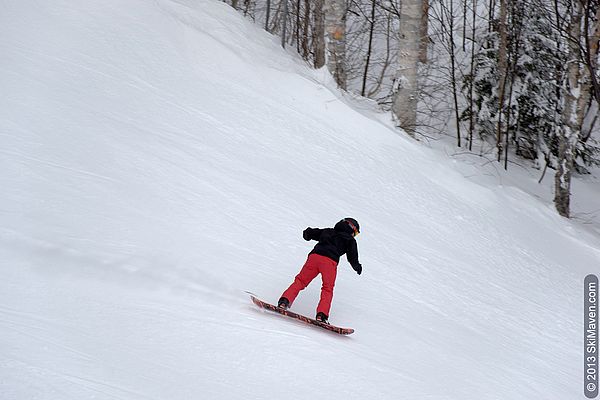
{"left": 281, "top": 253, "right": 338, "bottom": 317}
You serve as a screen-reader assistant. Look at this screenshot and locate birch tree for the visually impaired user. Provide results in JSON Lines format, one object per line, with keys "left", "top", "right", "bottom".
{"left": 324, "top": 0, "right": 347, "bottom": 89}
{"left": 392, "top": 0, "right": 424, "bottom": 135}
{"left": 554, "top": 0, "right": 584, "bottom": 218}
{"left": 314, "top": 0, "right": 326, "bottom": 68}
{"left": 554, "top": 0, "right": 600, "bottom": 217}
{"left": 495, "top": 0, "right": 508, "bottom": 162}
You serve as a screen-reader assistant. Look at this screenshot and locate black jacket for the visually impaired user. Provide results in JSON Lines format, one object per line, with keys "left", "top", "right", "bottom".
{"left": 303, "top": 221, "right": 361, "bottom": 271}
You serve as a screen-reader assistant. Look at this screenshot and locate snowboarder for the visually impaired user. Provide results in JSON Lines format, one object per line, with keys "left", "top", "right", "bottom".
{"left": 278, "top": 218, "right": 362, "bottom": 324}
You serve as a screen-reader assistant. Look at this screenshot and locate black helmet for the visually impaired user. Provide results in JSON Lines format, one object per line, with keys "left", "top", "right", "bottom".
{"left": 343, "top": 218, "right": 360, "bottom": 235}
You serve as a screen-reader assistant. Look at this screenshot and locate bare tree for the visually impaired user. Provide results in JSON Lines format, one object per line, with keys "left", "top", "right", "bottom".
{"left": 446, "top": 0, "right": 462, "bottom": 146}
{"left": 324, "top": 0, "right": 348, "bottom": 89}
{"left": 392, "top": 0, "right": 424, "bottom": 135}
{"left": 495, "top": 0, "right": 508, "bottom": 163}
{"left": 467, "top": 0, "right": 477, "bottom": 150}
{"left": 314, "top": 0, "right": 326, "bottom": 68}
{"left": 361, "top": 0, "right": 377, "bottom": 96}
{"left": 420, "top": 0, "right": 430, "bottom": 62}
{"left": 554, "top": 0, "right": 583, "bottom": 217}
{"left": 281, "top": 0, "right": 289, "bottom": 47}
{"left": 302, "top": 0, "right": 311, "bottom": 58}
{"left": 582, "top": 1, "right": 600, "bottom": 103}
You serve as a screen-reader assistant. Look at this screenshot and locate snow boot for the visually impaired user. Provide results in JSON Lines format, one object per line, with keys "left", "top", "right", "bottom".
{"left": 315, "top": 312, "right": 329, "bottom": 324}
{"left": 278, "top": 297, "right": 290, "bottom": 309}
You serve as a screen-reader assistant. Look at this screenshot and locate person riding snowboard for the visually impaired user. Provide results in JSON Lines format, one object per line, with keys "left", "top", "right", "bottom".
{"left": 278, "top": 218, "right": 362, "bottom": 324}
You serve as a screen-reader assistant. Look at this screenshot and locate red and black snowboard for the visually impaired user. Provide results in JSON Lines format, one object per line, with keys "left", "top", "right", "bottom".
{"left": 249, "top": 294, "right": 354, "bottom": 335}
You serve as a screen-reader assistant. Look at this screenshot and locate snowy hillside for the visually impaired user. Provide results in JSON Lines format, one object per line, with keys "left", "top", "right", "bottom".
{"left": 1, "top": 0, "right": 599, "bottom": 399}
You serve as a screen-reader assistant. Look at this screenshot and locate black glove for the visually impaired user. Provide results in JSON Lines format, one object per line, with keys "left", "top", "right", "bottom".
{"left": 303, "top": 228, "right": 311, "bottom": 241}
{"left": 352, "top": 263, "right": 362, "bottom": 275}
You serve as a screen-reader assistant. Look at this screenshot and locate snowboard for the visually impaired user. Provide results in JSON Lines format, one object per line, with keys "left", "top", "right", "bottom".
{"left": 249, "top": 294, "right": 354, "bottom": 335}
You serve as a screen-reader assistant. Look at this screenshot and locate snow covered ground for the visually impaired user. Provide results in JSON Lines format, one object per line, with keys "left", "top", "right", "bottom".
{"left": 1, "top": 0, "right": 599, "bottom": 399}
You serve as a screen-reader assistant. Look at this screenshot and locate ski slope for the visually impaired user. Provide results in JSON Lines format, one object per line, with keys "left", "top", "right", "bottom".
{"left": 1, "top": 0, "right": 599, "bottom": 398}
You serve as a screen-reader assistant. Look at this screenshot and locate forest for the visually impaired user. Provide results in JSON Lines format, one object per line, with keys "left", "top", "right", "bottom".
{"left": 223, "top": 0, "right": 600, "bottom": 218}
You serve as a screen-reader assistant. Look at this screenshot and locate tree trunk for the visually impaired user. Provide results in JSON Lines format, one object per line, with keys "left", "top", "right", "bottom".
{"left": 324, "top": 0, "right": 347, "bottom": 89}
{"left": 488, "top": 0, "right": 495, "bottom": 33}
{"left": 302, "top": 0, "right": 310, "bottom": 59}
{"left": 361, "top": 0, "right": 377, "bottom": 96}
{"left": 462, "top": 0, "right": 467, "bottom": 52}
{"left": 420, "top": 0, "right": 429, "bottom": 63}
{"left": 447, "top": 0, "right": 462, "bottom": 146}
{"left": 496, "top": 0, "right": 508, "bottom": 163}
{"left": 554, "top": 0, "right": 583, "bottom": 218}
{"left": 281, "top": 0, "right": 289, "bottom": 47}
{"left": 468, "top": 0, "right": 477, "bottom": 150}
{"left": 295, "top": 0, "right": 301, "bottom": 53}
{"left": 583, "top": 2, "right": 600, "bottom": 103}
{"left": 392, "top": 0, "right": 423, "bottom": 135}
{"left": 313, "top": 0, "right": 325, "bottom": 69}
{"left": 265, "top": 0, "right": 271, "bottom": 31}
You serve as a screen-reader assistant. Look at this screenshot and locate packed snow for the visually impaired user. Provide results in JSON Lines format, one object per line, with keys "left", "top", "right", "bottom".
{"left": 1, "top": 0, "right": 599, "bottom": 399}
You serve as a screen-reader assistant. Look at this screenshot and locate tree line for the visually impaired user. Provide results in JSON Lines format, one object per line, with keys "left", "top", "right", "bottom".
{"left": 223, "top": 0, "right": 599, "bottom": 219}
